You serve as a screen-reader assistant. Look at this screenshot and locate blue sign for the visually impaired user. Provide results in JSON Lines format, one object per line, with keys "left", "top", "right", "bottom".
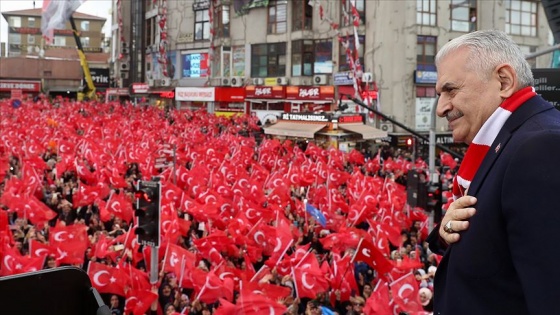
{"left": 415, "top": 70, "right": 438, "bottom": 84}
{"left": 333, "top": 72, "right": 355, "bottom": 86}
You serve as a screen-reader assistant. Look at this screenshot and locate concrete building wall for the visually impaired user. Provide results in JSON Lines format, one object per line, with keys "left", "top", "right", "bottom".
{"left": 114, "top": 0, "right": 553, "bottom": 133}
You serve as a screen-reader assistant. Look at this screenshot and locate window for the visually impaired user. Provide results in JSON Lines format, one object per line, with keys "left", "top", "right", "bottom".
{"left": 505, "top": 0, "right": 537, "bottom": 37}
{"left": 519, "top": 45, "right": 537, "bottom": 68}
{"left": 27, "top": 34, "right": 35, "bottom": 44}
{"left": 341, "top": 0, "right": 364, "bottom": 27}
{"left": 417, "top": 0, "right": 437, "bottom": 26}
{"left": 339, "top": 35, "right": 364, "bottom": 72}
{"left": 9, "top": 17, "right": 21, "bottom": 28}
{"left": 292, "top": 0, "right": 312, "bottom": 31}
{"left": 28, "top": 17, "right": 35, "bottom": 27}
{"left": 146, "top": 17, "right": 156, "bottom": 46}
{"left": 195, "top": 9, "right": 210, "bottom": 40}
{"left": 450, "top": 0, "right": 476, "bottom": 32}
{"left": 81, "top": 21, "right": 90, "bottom": 31}
{"left": 214, "top": 3, "right": 230, "bottom": 38}
{"left": 292, "top": 40, "right": 314, "bottom": 76}
{"left": 417, "top": 86, "right": 437, "bottom": 97}
{"left": 315, "top": 40, "right": 332, "bottom": 74}
{"left": 417, "top": 35, "right": 437, "bottom": 71}
{"left": 81, "top": 37, "right": 90, "bottom": 47}
{"left": 9, "top": 33, "right": 21, "bottom": 45}
{"left": 268, "top": 0, "right": 287, "bottom": 34}
{"left": 54, "top": 36, "right": 66, "bottom": 46}
{"left": 251, "top": 42, "right": 286, "bottom": 77}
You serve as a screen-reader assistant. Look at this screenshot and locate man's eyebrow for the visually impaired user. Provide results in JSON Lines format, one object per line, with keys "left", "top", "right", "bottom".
{"left": 440, "top": 82, "right": 457, "bottom": 92}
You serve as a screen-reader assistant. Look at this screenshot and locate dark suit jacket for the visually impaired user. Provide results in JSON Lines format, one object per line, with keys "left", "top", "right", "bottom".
{"left": 428, "top": 94, "right": 560, "bottom": 314}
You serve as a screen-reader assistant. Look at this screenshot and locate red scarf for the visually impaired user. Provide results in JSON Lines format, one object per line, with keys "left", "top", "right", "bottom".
{"left": 452, "top": 87, "right": 536, "bottom": 199}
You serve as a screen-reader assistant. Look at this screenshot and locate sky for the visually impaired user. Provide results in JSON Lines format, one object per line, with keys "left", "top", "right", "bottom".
{"left": 0, "top": 0, "right": 112, "bottom": 52}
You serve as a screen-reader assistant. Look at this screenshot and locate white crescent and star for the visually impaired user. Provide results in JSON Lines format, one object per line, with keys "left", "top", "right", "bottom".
{"left": 93, "top": 270, "right": 110, "bottom": 287}
{"left": 301, "top": 272, "right": 314, "bottom": 290}
{"left": 53, "top": 231, "right": 68, "bottom": 242}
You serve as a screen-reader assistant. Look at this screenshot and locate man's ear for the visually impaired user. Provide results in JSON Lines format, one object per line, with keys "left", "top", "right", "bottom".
{"left": 496, "top": 64, "right": 518, "bottom": 98}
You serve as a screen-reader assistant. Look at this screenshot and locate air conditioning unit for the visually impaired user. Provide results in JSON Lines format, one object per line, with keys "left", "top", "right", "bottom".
{"left": 122, "top": 42, "right": 129, "bottom": 49}
{"left": 161, "top": 78, "right": 171, "bottom": 86}
{"left": 313, "top": 74, "right": 328, "bottom": 85}
{"left": 276, "top": 77, "right": 289, "bottom": 85}
{"left": 121, "top": 47, "right": 129, "bottom": 55}
{"left": 148, "top": 79, "right": 155, "bottom": 87}
{"left": 219, "top": 77, "right": 229, "bottom": 86}
{"left": 252, "top": 78, "right": 264, "bottom": 85}
{"left": 380, "top": 117, "right": 394, "bottom": 132}
{"left": 145, "top": 47, "right": 152, "bottom": 54}
{"left": 120, "top": 62, "right": 129, "bottom": 71}
{"left": 362, "top": 72, "right": 373, "bottom": 83}
{"left": 380, "top": 122, "right": 394, "bottom": 132}
{"left": 231, "top": 76, "right": 243, "bottom": 87}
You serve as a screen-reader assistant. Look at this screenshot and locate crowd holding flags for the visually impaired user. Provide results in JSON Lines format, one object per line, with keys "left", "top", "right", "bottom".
{"left": 0, "top": 96, "right": 448, "bottom": 314}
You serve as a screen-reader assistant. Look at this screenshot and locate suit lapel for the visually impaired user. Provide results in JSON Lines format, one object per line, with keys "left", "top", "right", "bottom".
{"left": 467, "top": 96, "right": 553, "bottom": 197}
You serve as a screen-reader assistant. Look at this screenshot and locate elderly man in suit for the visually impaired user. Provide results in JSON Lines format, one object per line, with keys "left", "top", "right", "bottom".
{"left": 427, "top": 29, "right": 560, "bottom": 314}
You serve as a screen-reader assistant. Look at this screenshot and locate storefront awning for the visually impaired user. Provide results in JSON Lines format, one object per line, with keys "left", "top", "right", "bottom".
{"left": 338, "top": 123, "right": 387, "bottom": 140}
{"left": 264, "top": 122, "right": 327, "bottom": 138}
{"left": 247, "top": 99, "right": 284, "bottom": 103}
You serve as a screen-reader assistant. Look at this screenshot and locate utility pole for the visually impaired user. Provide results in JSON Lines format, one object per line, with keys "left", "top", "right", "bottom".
{"left": 428, "top": 96, "right": 439, "bottom": 230}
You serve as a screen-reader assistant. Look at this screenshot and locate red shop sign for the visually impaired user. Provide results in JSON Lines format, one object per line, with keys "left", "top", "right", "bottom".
{"left": 245, "top": 85, "right": 285, "bottom": 99}
{"left": 0, "top": 80, "right": 41, "bottom": 92}
{"left": 286, "top": 86, "right": 334, "bottom": 100}
{"left": 215, "top": 87, "right": 245, "bottom": 102}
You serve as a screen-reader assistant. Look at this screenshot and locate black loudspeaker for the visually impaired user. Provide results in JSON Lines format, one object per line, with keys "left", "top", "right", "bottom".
{"left": 543, "top": 0, "right": 560, "bottom": 44}
{"left": 0, "top": 266, "right": 111, "bottom": 315}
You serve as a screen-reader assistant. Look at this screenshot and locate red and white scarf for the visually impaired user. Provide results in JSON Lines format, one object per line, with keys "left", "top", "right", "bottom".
{"left": 452, "top": 86, "right": 537, "bottom": 200}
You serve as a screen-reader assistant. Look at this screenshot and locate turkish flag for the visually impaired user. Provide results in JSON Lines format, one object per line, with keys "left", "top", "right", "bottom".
{"left": 125, "top": 289, "right": 158, "bottom": 315}
{"left": 162, "top": 243, "right": 197, "bottom": 278}
{"left": 364, "top": 281, "right": 393, "bottom": 315}
{"left": 87, "top": 261, "right": 128, "bottom": 296}
{"left": 353, "top": 238, "right": 395, "bottom": 278}
{"left": 389, "top": 272, "right": 424, "bottom": 313}
{"left": 105, "top": 191, "right": 134, "bottom": 223}
{"left": 292, "top": 267, "right": 330, "bottom": 299}
{"left": 28, "top": 239, "right": 54, "bottom": 258}
{"left": 235, "top": 291, "right": 288, "bottom": 315}
{"left": 192, "top": 268, "right": 227, "bottom": 304}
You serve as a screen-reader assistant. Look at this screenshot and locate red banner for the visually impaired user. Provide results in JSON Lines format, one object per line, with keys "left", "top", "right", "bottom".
{"left": 215, "top": 87, "right": 245, "bottom": 102}
{"left": 0, "top": 81, "right": 41, "bottom": 92}
{"left": 245, "top": 86, "right": 285, "bottom": 99}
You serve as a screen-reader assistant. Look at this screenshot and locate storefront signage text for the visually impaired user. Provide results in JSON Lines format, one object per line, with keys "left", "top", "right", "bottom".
{"left": 158, "top": 91, "right": 175, "bottom": 99}
{"left": 132, "top": 83, "right": 150, "bottom": 94}
{"left": 0, "top": 81, "right": 41, "bottom": 92}
{"left": 255, "top": 87, "right": 272, "bottom": 96}
{"left": 281, "top": 113, "right": 329, "bottom": 122}
{"left": 175, "top": 87, "right": 215, "bottom": 101}
{"left": 299, "top": 87, "right": 320, "bottom": 98}
{"left": 338, "top": 115, "right": 363, "bottom": 123}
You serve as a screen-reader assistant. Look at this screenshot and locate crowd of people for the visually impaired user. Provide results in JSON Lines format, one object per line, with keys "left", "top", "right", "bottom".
{"left": 0, "top": 97, "right": 456, "bottom": 315}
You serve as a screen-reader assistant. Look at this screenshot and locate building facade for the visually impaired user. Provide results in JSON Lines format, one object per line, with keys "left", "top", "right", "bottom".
{"left": 111, "top": 0, "right": 552, "bottom": 133}
{"left": 0, "top": 8, "right": 109, "bottom": 98}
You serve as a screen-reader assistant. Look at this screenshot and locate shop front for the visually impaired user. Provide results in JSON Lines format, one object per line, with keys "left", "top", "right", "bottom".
{"left": 245, "top": 85, "right": 286, "bottom": 124}
{"left": 149, "top": 89, "right": 176, "bottom": 109}
{"left": 214, "top": 87, "right": 246, "bottom": 117}
{"left": 130, "top": 83, "right": 151, "bottom": 106}
{"left": 285, "top": 86, "right": 334, "bottom": 113}
{"left": 175, "top": 87, "right": 214, "bottom": 111}
{"left": 0, "top": 80, "right": 42, "bottom": 100}
{"left": 263, "top": 112, "right": 388, "bottom": 151}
